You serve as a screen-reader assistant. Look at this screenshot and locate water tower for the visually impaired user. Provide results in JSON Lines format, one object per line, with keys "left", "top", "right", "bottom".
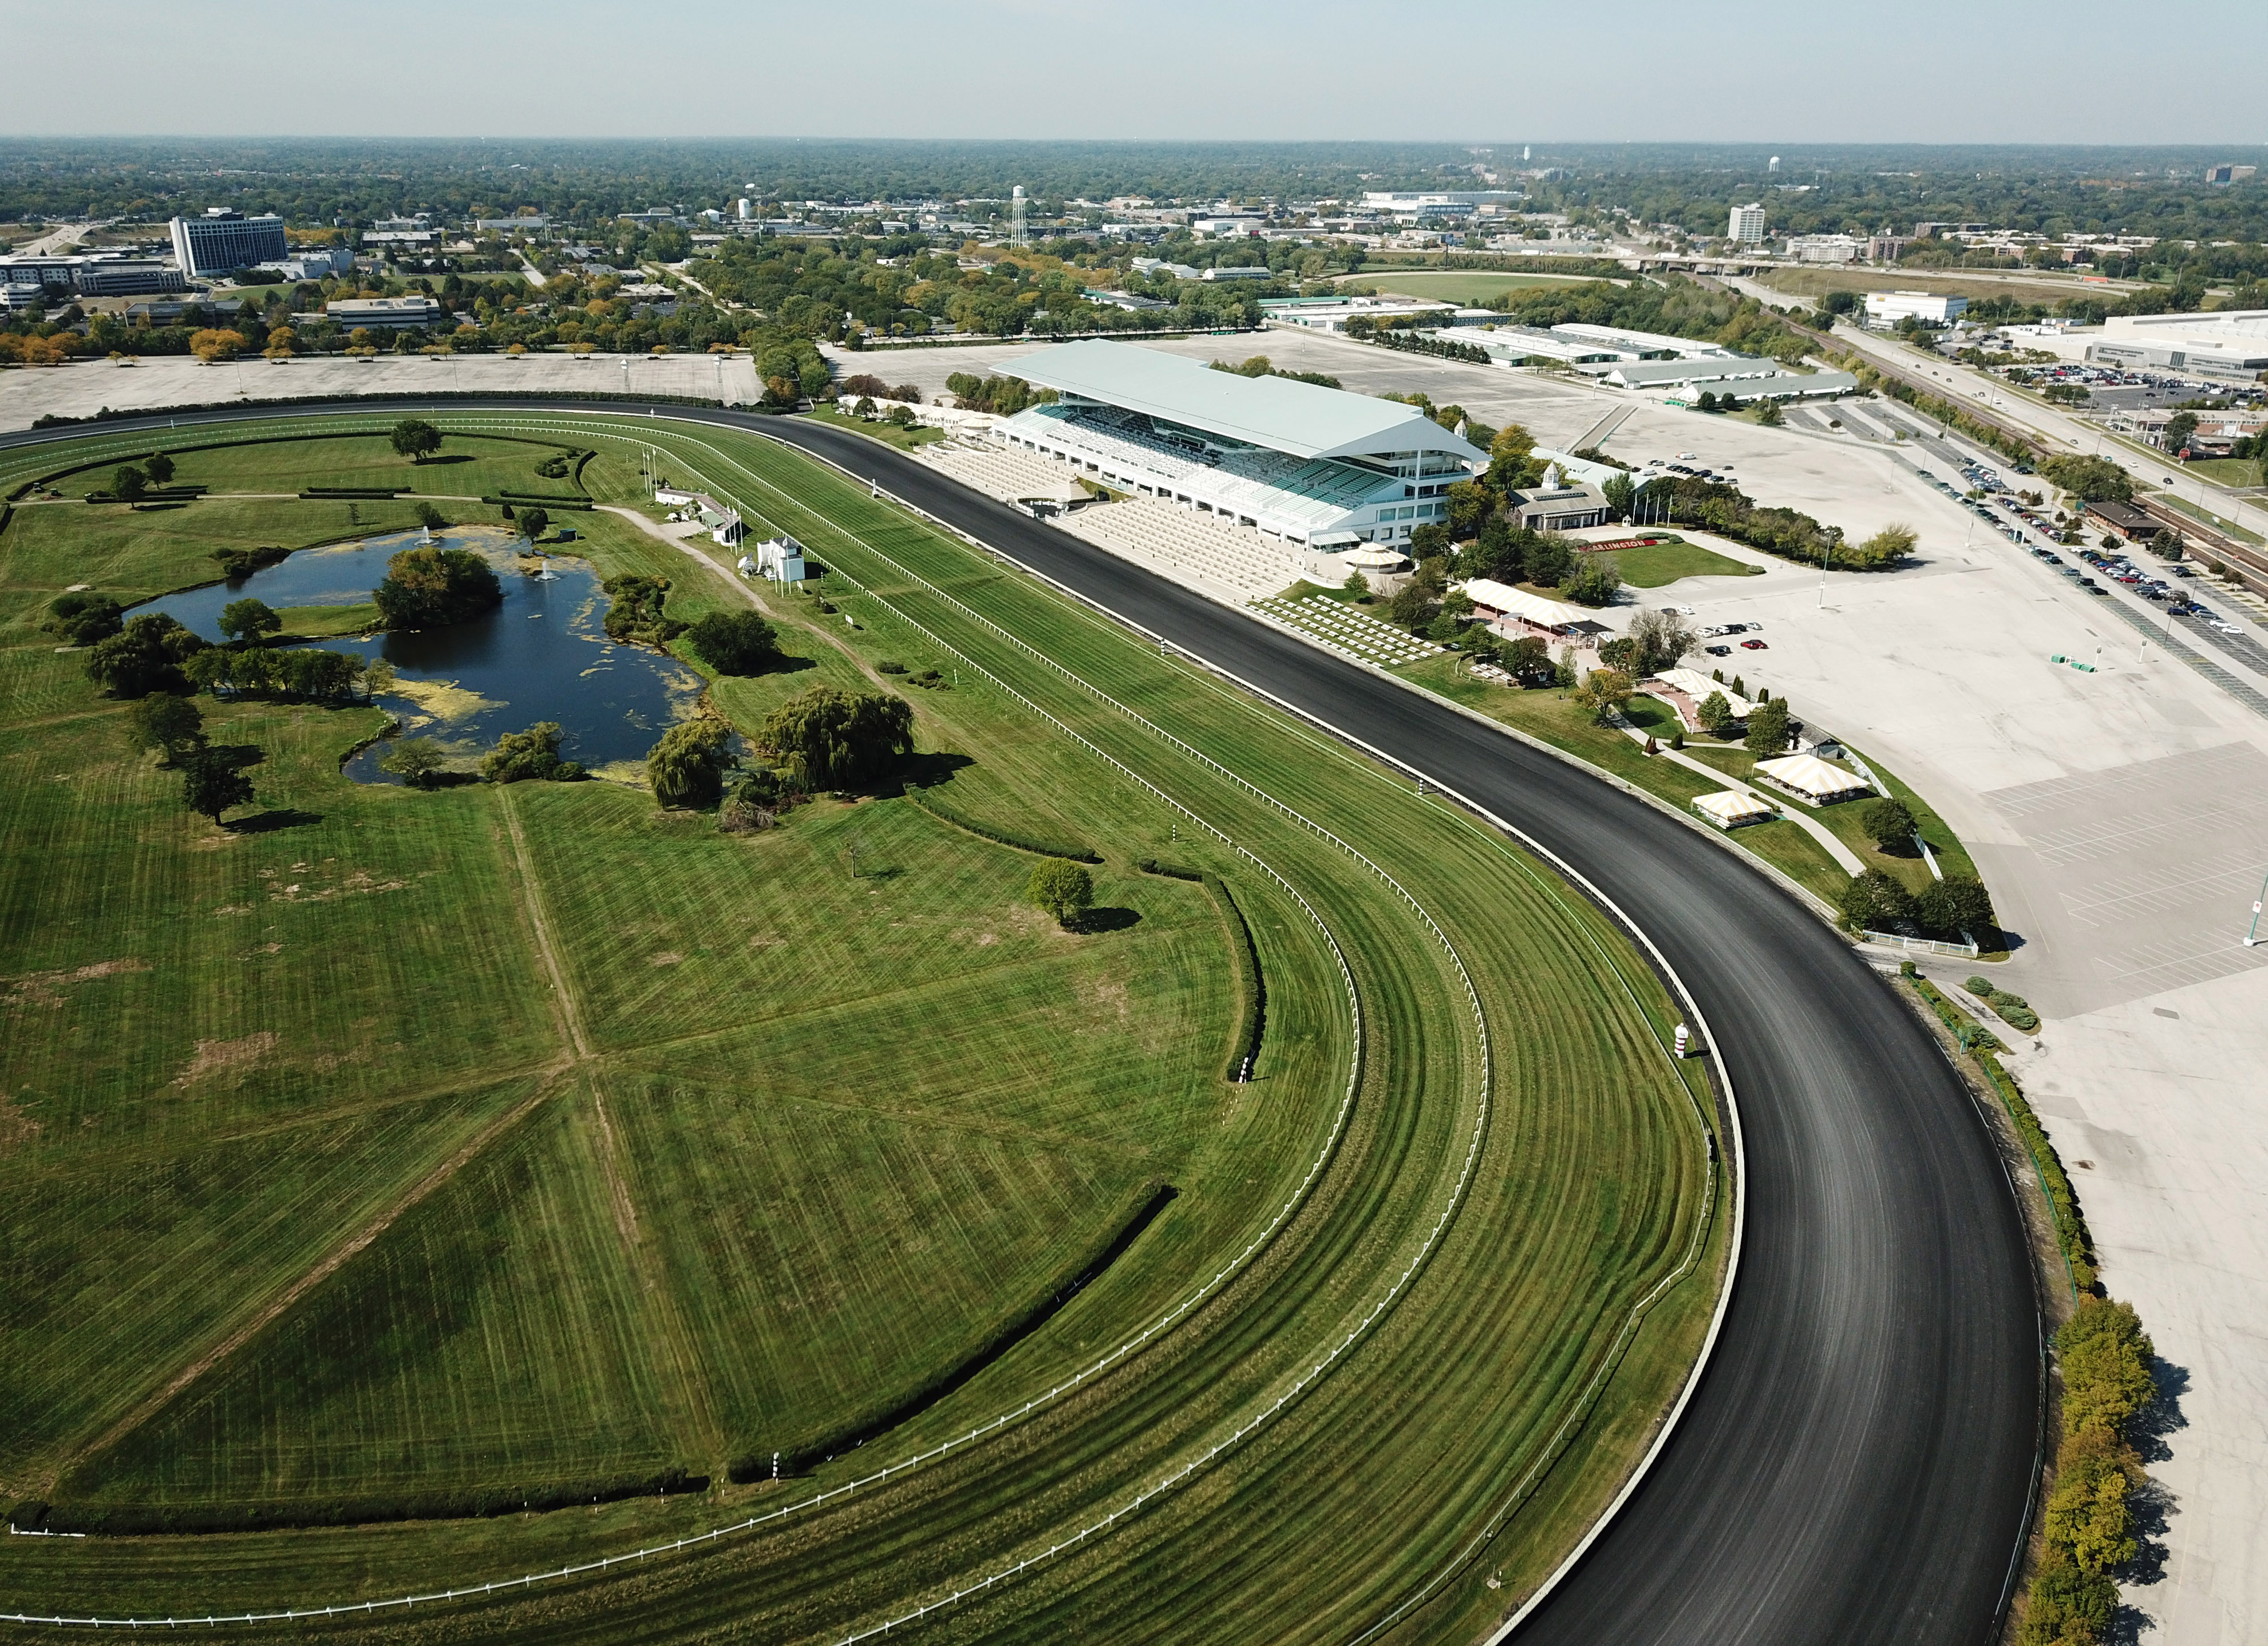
{"left": 1769, "top": 155, "right": 1781, "bottom": 175}
{"left": 1011, "top": 185, "right": 1028, "bottom": 248}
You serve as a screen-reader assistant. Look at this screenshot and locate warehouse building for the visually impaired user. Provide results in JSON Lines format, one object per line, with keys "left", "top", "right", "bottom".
{"left": 2084, "top": 310, "right": 2268, "bottom": 382}
{"left": 1864, "top": 290, "right": 1970, "bottom": 327}
{"left": 995, "top": 339, "right": 1484, "bottom": 549}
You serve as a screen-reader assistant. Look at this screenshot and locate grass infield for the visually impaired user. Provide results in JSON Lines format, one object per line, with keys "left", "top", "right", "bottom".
{"left": 0, "top": 414, "right": 1728, "bottom": 1642}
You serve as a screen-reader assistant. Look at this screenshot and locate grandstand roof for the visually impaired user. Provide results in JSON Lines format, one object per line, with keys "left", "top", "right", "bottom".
{"left": 1005, "top": 341, "right": 1485, "bottom": 465}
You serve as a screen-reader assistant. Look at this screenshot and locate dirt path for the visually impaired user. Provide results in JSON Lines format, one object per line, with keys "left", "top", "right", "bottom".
{"left": 496, "top": 785, "right": 591, "bottom": 1060}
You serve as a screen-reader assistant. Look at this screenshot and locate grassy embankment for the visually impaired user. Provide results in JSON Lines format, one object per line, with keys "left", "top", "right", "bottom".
{"left": 0, "top": 416, "right": 1722, "bottom": 1643}
{"left": 1330, "top": 269, "right": 1610, "bottom": 302}
{"left": 799, "top": 403, "right": 947, "bottom": 451}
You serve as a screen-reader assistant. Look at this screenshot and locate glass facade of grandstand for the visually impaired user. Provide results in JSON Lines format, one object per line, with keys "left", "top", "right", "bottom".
{"left": 999, "top": 342, "right": 1483, "bottom": 549}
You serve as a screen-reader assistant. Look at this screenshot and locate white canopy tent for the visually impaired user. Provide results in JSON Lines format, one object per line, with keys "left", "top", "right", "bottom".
{"left": 1752, "top": 754, "right": 1874, "bottom": 805}
{"left": 1693, "top": 790, "right": 1776, "bottom": 829}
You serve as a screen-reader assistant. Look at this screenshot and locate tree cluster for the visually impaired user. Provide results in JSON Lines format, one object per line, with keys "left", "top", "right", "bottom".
{"left": 373, "top": 547, "right": 503, "bottom": 631}
{"left": 85, "top": 614, "right": 210, "bottom": 698}
{"left": 599, "top": 573, "right": 686, "bottom": 646}
{"left": 483, "top": 722, "right": 585, "bottom": 784}
{"left": 1838, "top": 869, "right": 1996, "bottom": 943}
{"left": 184, "top": 644, "right": 361, "bottom": 703}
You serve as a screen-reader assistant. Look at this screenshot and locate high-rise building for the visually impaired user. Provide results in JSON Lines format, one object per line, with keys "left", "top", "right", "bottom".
{"left": 168, "top": 208, "right": 288, "bottom": 278}
{"left": 1728, "top": 203, "right": 1766, "bottom": 246}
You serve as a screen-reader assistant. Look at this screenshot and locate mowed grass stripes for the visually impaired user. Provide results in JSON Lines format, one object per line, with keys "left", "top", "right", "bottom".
{"left": 0, "top": 416, "right": 1722, "bottom": 1645}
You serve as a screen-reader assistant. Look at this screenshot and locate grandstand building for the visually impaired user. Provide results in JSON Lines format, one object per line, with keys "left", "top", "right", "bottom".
{"left": 995, "top": 341, "right": 1485, "bottom": 549}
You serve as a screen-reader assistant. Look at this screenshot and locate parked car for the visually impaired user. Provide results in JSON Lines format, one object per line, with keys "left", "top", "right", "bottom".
{"left": 1740, "top": 638, "right": 1769, "bottom": 650}
{"left": 1704, "top": 644, "right": 1732, "bottom": 656}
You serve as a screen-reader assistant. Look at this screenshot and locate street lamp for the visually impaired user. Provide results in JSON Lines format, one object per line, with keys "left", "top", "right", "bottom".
{"left": 2245, "top": 867, "right": 2268, "bottom": 947}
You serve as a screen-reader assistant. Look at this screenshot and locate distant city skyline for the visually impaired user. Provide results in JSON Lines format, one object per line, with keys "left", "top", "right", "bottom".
{"left": 9, "top": 0, "right": 2267, "bottom": 144}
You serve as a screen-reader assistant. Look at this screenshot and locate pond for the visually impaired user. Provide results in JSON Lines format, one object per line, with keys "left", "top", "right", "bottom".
{"left": 137, "top": 527, "right": 706, "bottom": 784}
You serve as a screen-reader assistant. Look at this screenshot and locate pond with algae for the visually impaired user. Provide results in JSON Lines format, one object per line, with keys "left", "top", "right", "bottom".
{"left": 137, "top": 527, "right": 705, "bottom": 783}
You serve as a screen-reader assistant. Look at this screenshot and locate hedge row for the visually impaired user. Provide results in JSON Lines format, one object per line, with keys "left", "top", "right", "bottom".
{"left": 902, "top": 784, "right": 1100, "bottom": 862}
{"left": 1966, "top": 975, "right": 2042, "bottom": 1033}
{"left": 1135, "top": 858, "right": 1266, "bottom": 1079}
{"left": 84, "top": 486, "right": 207, "bottom": 504}
{"left": 1206, "top": 875, "right": 1266, "bottom": 1082}
{"left": 725, "top": 1182, "right": 1178, "bottom": 1482}
{"left": 298, "top": 486, "right": 404, "bottom": 500}
{"left": 1907, "top": 970, "right": 2094, "bottom": 1292}
{"left": 494, "top": 489, "right": 592, "bottom": 505}
{"left": 17, "top": 1467, "right": 707, "bottom": 1536}
{"left": 483, "top": 494, "right": 595, "bottom": 511}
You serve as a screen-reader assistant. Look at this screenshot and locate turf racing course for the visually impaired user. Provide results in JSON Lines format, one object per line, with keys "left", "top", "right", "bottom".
{"left": 0, "top": 398, "right": 2036, "bottom": 1644}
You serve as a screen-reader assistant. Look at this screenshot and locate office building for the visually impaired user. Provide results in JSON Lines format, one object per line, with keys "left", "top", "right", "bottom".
{"left": 168, "top": 209, "right": 288, "bottom": 278}
{"left": 1728, "top": 203, "right": 1766, "bottom": 246}
{"left": 322, "top": 295, "right": 442, "bottom": 331}
{"left": 2206, "top": 165, "right": 2258, "bottom": 185}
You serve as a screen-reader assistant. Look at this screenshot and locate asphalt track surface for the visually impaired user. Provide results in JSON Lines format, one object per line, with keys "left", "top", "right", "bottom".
{"left": 2, "top": 399, "right": 2041, "bottom": 1644}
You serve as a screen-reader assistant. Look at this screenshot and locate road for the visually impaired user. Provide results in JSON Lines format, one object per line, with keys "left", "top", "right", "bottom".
{"left": 0, "top": 399, "right": 2042, "bottom": 1644}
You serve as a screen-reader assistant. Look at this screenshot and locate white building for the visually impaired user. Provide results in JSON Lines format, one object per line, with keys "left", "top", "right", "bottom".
{"left": 2084, "top": 311, "right": 2268, "bottom": 382}
{"left": 994, "top": 339, "right": 1485, "bottom": 549}
{"left": 1864, "top": 290, "right": 1969, "bottom": 328}
{"left": 1728, "top": 203, "right": 1766, "bottom": 246}
{"left": 254, "top": 245, "right": 355, "bottom": 282}
{"left": 1790, "top": 235, "right": 1863, "bottom": 264}
{"left": 323, "top": 295, "right": 442, "bottom": 330}
{"left": 745, "top": 536, "right": 806, "bottom": 584}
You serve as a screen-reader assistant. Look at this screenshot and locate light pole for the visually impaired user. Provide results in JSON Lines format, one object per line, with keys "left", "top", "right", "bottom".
{"left": 2246, "top": 868, "right": 2268, "bottom": 947}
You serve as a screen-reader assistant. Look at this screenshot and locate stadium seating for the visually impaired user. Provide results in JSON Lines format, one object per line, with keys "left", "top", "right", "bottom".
{"left": 1056, "top": 498, "right": 1304, "bottom": 600}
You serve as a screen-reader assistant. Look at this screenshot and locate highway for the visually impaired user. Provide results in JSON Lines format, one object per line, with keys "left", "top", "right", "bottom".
{"left": 2, "top": 399, "right": 2042, "bottom": 1643}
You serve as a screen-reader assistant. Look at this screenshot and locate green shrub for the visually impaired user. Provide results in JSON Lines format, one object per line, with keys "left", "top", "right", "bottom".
{"left": 645, "top": 719, "right": 733, "bottom": 808}
{"left": 600, "top": 573, "right": 686, "bottom": 646}
{"left": 481, "top": 722, "right": 585, "bottom": 784}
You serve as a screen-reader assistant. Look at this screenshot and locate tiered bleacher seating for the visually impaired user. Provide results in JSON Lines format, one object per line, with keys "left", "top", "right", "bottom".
{"left": 1057, "top": 498, "right": 1302, "bottom": 599}
{"left": 920, "top": 440, "right": 1084, "bottom": 503}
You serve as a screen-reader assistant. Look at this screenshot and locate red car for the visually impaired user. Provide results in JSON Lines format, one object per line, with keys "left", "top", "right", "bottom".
{"left": 1740, "top": 638, "right": 1769, "bottom": 650}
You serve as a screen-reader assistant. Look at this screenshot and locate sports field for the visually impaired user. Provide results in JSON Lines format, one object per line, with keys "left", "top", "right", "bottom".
{"left": 0, "top": 412, "right": 1728, "bottom": 1640}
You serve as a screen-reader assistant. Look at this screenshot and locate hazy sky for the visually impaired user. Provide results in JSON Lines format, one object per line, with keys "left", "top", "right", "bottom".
{"left": 11, "top": 0, "right": 2266, "bottom": 145}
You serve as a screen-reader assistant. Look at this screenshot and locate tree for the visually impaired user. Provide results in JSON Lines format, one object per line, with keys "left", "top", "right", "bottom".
{"left": 1485, "top": 422, "right": 1542, "bottom": 490}
{"left": 645, "top": 719, "right": 733, "bottom": 807}
{"left": 219, "top": 598, "right": 282, "bottom": 643}
{"left": 389, "top": 417, "right": 444, "bottom": 464}
{"left": 1839, "top": 869, "right": 1915, "bottom": 932}
{"left": 380, "top": 737, "right": 448, "bottom": 788}
{"left": 111, "top": 464, "right": 148, "bottom": 506}
{"left": 143, "top": 451, "right": 175, "bottom": 486}
{"left": 180, "top": 746, "right": 255, "bottom": 826}
{"left": 686, "top": 609, "right": 780, "bottom": 675}
{"left": 483, "top": 722, "right": 584, "bottom": 784}
{"left": 1744, "top": 698, "right": 1791, "bottom": 755}
{"left": 1571, "top": 666, "right": 1633, "bottom": 724}
{"left": 1029, "top": 860, "right": 1095, "bottom": 929}
{"left": 188, "top": 327, "right": 245, "bottom": 363}
{"left": 1628, "top": 608, "right": 1696, "bottom": 674}
{"left": 517, "top": 506, "right": 550, "bottom": 543}
{"left": 1860, "top": 796, "right": 1917, "bottom": 849}
{"left": 1341, "top": 568, "right": 1370, "bottom": 599}
{"left": 1755, "top": 398, "right": 1785, "bottom": 427}
{"left": 414, "top": 502, "right": 447, "bottom": 533}
{"left": 1601, "top": 470, "right": 1635, "bottom": 521}
{"left": 1916, "top": 874, "right": 1996, "bottom": 942}
{"left": 126, "top": 694, "right": 204, "bottom": 766}
{"left": 757, "top": 686, "right": 915, "bottom": 789}
{"left": 1388, "top": 582, "right": 1440, "bottom": 629}
{"left": 2163, "top": 410, "right": 2199, "bottom": 455}
{"left": 85, "top": 614, "right": 208, "bottom": 698}
{"left": 1562, "top": 554, "right": 1622, "bottom": 607}
{"left": 1522, "top": 533, "right": 1575, "bottom": 588}
{"left": 372, "top": 546, "right": 503, "bottom": 630}
{"left": 1857, "top": 523, "right": 1918, "bottom": 563}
